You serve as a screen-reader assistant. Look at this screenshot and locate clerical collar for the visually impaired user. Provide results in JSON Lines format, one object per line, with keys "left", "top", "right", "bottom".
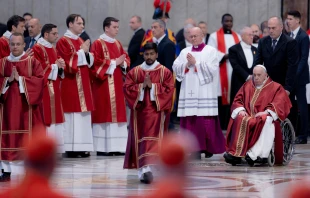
{"left": 8, "top": 52, "right": 25, "bottom": 61}
{"left": 3, "top": 31, "right": 12, "bottom": 39}
{"left": 223, "top": 29, "right": 232, "bottom": 34}
{"left": 191, "top": 42, "right": 206, "bottom": 52}
{"left": 99, "top": 33, "right": 116, "bottom": 43}
{"left": 153, "top": 34, "right": 166, "bottom": 45}
{"left": 64, "top": 29, "right": 79, "bottom": 40}
{"left": 141, "top": 60, "right": 159, "bottom": 70}
{"left": 37, "top": 37, "right": 53, "bottom": 48}
{"left": 240, "top": 41, "right": 252, "bottom": 49}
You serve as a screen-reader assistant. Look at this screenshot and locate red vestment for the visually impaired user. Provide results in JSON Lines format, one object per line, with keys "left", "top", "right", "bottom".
{"left": 123, "top": 64, "right": 174, "bottom": 169}
{"left": 226, "top": 78, "right": 291, "bottom": 157}
{"left": 90, "top": 39, "right": 130, "bottom": 123}
{"left": 0, "top": 36, "right": 10, "bottom": 59}
{"left": 0, "top": 54, "right": 44, "bottom": 161}
{"left": 32, "top": 43, "right": 65, "bottom": 126}
{"left": 56, "top": 37, "right": 94, "bottom": 112}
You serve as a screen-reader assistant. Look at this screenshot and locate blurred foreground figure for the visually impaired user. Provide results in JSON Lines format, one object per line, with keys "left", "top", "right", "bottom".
{"left": 288, "top": 180, "right": 310, "bottom": 198}
{"left": 0, "top": 135, "right": 70, "bottom": 198}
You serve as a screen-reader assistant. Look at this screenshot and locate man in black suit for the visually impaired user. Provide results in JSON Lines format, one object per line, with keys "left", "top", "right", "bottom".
{"left": 151, "top": 19, "right": 175, "bottom": 71}
{"left": 198, "top": 21, "right": 210, "bottom": 44}
{"left": 287, "top": 11, "right": 309, "bottom": 144}
{"left": 23, "top": 12, "right": 32, "bottom": 38}
{"left": 79, "top": 17, "right": 91, "bottom": 43}
{"left": 128, "top": 15, "right": 145, "bottom": 68}
{"left": 229, "top": 27, "right": 257, "bottom": 103}
{"left": 175, "top": 18, "right": 196, "bottom": 44}
{"left": 24, "top": 18, "right": 41, "bottom": 50}
{"left": 253, "top": 16, "right": 299, "bottom": 96}
{"left": 177, "top": 24, "right": 194, "bottom": 51}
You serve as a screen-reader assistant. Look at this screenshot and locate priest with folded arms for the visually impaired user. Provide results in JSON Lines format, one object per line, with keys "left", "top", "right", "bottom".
{"left": 33, "top": 24, "right": 66, "bottom": 154}
{"left": 173, "top": 27, "right": 226, "bottom": 160}
{"left": 224, "top": 65, "right": 291, "bottom": 165}
{"left": 123, "top": 42, "right": 174, "bottom": 184}
{"left": 0, "top": 33, "right": 44, "bottom": 182}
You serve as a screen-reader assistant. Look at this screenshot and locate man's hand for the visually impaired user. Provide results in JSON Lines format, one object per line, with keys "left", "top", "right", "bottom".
{"left": 186, "top": 53, "right": 196, "bottom": 66}
{"left": 255, "top": 111, "right": 268, "bottom": 118}
{"left": 220, "top": 54, "right": 229, "bottom": 64}
{"left": 80, "top": 39, "right": 90, "bottom": 53}
{"left": 25, "top": 48, "right": 33, "bottom": 56}
{"left": 143, "top": 73, "right": 152, "bottom": 88}
{"left": 285, "top": 90, "right": 290, "bottom": 96}
{"left": 13, "top": 67, "right": 19, "bottom": 81}
{"left": 238, "top": 110, "right": 248, "bottom": 117}
{"left": 56, "top": 58, "right": 65, "bottom": 69}
{"left": 8, "top": 67, "right": 15, "bottom": 83}
{"left": 116, "top": 54, "right": 126, "bottom": 66}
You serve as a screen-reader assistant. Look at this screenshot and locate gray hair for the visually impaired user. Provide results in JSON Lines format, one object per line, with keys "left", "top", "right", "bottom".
{"left": 153, "top": 19, "right": 166, "bottom": 29}
{"left": 183, "top": 24, "right": 194, "bottom": 36}
{"left": 268, "top": 16, "right": 283, "bottom": 27}
{"left": 132, "top": 15, "right": 142, "bottom": 23}
{"left": 239, "top": 26, "right": 252, "bottom": 36}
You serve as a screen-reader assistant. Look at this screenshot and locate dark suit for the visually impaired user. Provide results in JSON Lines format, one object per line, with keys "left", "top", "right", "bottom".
{"left": 24, "top": 36, "right": 40, "bottom": 50}
{"left": 292, "top": 28, "right": 309, "bottom": 140}
{"left": 253, "top": 33, "right": 299, "bottom": 93}
{"left": 157, "top": 35, "right": 176, "bottom": 71}
{"left": 229, "top": 42, "right": 257, "bottom": 103}
{"left": 128, "top": 28, "right": 145, "bottom": 68}
{"left": 79, "top": 31, "right": 91, "bottom": 42}
{"left": 175, "top": 28, "right": 184, "bottom": 44}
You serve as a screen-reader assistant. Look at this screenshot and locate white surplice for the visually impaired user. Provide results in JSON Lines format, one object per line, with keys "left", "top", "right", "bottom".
{"left": 173, "top": 45, "right": 219, "bottom": 117}
{"left": 207, "top": 32, "right": 241, "bottom": 103}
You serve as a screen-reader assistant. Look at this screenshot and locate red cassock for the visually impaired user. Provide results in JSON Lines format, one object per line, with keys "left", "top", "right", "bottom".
{"left": 0, "top": 54, "right": 44, "bottom": 161}
{"left": 0, "top": 36, "right": 10, "bottom": 59}
{"left": 32, "top": 44, "right": 65, "bottom": 126}
{"left": 123, "top": 64, "right": 174, "bottom": 169}
{"left": 56, "top": 37, "right": 94, "bottom": 113}
{"left": 226, "top": 78, "right": 291, "bottom": 157}
{"left": 90, "top": 39, "right": 130, "bottom": 123}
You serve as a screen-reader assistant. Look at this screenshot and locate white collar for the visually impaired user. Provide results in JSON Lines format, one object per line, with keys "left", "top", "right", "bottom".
{"left": 153, "top": 34, "right": 166, "bottom": 44}
{"left": 3, "top": 31, "right": 12, "bottom": 39}
{"left": 64, "top": 29, "right": 79, "bottom": 40}
{"left": 134, "top": 27, "right": 142, "bottom": 33}
{"left": 271, "top": 33, "right": 282, "bottom": 42}
{"left": 291, "top": 26, "right": 300, "bottom": 39}
{"left": 255, "top": 77, "right": 269, "bottom": 89}
{"left": 141, "top": 60, "right": 159, "bottom": 70}
{"left": 37, "top": 37, "right": 53, "bottom": 48}
{"left": 31, "top": 34, "right": 41, "bottom": 41}
{"left": 185, "top": 40, "right": 192, "bottom": 47}
{"left": 8, "top": 52, "right": 25, "bottom": 61}
{"left": 99, "top": 33, "right": 116, "bottom": 43}
{"left": 240, "top": 41, "right": 252, "bottom": 49}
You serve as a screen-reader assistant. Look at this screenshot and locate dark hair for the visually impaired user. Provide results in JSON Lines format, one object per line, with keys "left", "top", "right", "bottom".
{"left": 260, "top": 20, "right": 268, "bottom": 32}
{"left": 103, "top": 17, "right": 119, "bottom": 31}
{"left": 41, "top": 24, "right": 57, "bottom": 37}
{"left": 7, "top": 15, "right": 25, "bottom": 31}
{"left": 66, "top": 14, "right": 81, "bottom": 28}
{"left": 10, "top": 32, "right": 25, "bottom": 42}
{"left": 82, "top": 17, "right": 86, "bottom": 26}
{"left": 198, "top": 21, "right": 207, "bottom": 25}
{"left": 23, "top": 12, "right": 33, "bottom": 18}
{"left": 143, "top": 42, "right": 158, "bottom": 53}
{"left": 287, "top": 10, "right": 301, "bottom": 20}
{"left": 221, "top": 13, "right": 233, "bottom": 22}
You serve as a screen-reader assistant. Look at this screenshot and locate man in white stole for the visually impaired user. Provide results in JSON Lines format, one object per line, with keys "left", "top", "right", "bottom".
{"left": 173, "top": 27, "right": 225, "bottom": 160}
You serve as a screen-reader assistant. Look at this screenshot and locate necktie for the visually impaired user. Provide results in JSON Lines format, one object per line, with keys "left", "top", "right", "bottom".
{"left": 155, "top": 41, "right": 159, "bottom": 45}
{"left": 29, "top": 38, "right": 36, "bottom": 48}
{"left": 272, "top": 39, "right": 277, "bottom": 51}
{"left": 290, "top": 32, "right": 294, "bottom": 38}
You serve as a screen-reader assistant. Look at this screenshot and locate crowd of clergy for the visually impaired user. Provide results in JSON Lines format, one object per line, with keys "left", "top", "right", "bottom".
{"left": 0, "top": 0, "right": 309, "bottom": 188}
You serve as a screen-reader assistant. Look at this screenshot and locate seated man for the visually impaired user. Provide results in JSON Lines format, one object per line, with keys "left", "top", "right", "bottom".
{"left": 224, "top": 65, "right": 291, "bottom": 165}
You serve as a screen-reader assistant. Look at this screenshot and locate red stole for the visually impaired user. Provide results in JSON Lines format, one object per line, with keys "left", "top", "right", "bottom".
{"left": 216, "top": 28, "right": 239, "bottom": 105}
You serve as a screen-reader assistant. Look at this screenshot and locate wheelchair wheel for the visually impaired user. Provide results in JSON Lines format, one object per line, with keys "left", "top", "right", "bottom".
{"left": 267, "top": 150, "right": 275, "bottom": 167}
{"left": 281, "top": 118, "right": 295, "bottom": 165}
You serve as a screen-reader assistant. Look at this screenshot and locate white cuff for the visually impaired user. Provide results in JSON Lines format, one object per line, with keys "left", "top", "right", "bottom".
{"left": 2, "top": 79, "right": 9, "bottom": 94}
{"left": 266, "top": 109, "right": 278, "bottom": 121}
{"left": 77, "top": 49, "right": 94, "bottom": 67}
{"left": 19, "top": 76, "right": 25, "bottom": 93}
{"left": 150, "top": 83, "right": 155, "bottom": 101}
{"left": 106, "top": 60, "right": 117, "bottom": 75}
{"left": 139, "top": 85, "right": 144, "bottom": 101}
{"left": 48, "top": 64, "right": 58, "bottom": 81}
{"left": 60, "top": 72, "right": 65, "bottom": 79}
{"left": 231, "top": 107, "right": 245, "bottom": 119}
{"left": 217, "top": 51, "right": 225, "bottom": 62}
{"left": 121, "top": 61, "right": 128, "bottom": 74}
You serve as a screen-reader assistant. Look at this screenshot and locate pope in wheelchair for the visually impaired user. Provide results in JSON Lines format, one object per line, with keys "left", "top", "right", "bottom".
{"left": 224, "top": 65, "right": 294, "bottom": 166}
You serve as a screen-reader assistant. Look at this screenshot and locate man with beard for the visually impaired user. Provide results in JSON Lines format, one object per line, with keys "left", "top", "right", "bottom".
{"left": 123, "top": 42, "right": 174, "bottom": 184}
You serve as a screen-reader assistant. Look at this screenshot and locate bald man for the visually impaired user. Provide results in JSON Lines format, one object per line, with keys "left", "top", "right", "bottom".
{"left": 175, "top": 18, "right": 196, "bottom": 44}
{"left": 24, "top": 18, "right": 42, "bottom": 50}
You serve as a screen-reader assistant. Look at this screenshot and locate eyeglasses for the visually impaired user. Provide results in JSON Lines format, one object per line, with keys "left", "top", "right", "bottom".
{"left": 10, "top": 43, "right": 23, "bottom": 47}
{"left": 190, "top": 35, "right": 199, "bottom": 39}
{"left": 49, "top": 32, "right": 59, "bottom": 36}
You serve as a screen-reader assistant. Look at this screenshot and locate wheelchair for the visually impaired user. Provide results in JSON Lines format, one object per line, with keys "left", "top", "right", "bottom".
{"left": 246, "top": 118, "right": 295, "bottom": 167}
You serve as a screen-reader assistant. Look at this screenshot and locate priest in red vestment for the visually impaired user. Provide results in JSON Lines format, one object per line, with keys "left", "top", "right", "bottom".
{"left": 123, "top": 43, "right": 174, "bottom": 184}
{"left": 224, "top": 65, "right": 291, "bottom": 165}
{"left": 56, "top": 14, "right": 94, "bottom": 158}
{"left": 0, "top": 15, "right": 25, "bottom": 59}
{"left": 0, "top": 33, "right": 44, "bottom": 182}
{"left": 90, "top": 17, "right": 130, "bottom": 156}
{"left": 33, "top": 24, "right": 66, "bottom": 154}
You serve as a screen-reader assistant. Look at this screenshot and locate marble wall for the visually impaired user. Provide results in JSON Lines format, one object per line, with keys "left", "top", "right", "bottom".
{"left": 0, "top": 0, "right": 281, "bottom": 46}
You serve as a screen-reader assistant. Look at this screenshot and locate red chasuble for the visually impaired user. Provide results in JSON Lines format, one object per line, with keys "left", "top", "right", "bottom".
{"left": 32, "top": 43, "right": 65, "bottom": 126}
{"left": 0, "top": 54, "right": 44, "bottom": 161}
{"left": 0, "top": 36, "right": 10, "bottom": 59}
{"left": 123, "top": 64, "right": 174, "bottom": 169}
{"left": 226, "top": 78, "right": 291, "bottom": 157}
{"left": 56, "top": 37, "right": 94, "bottom": 112}
{"left": 90, "top": 39, "right": 130, "bottom": 123}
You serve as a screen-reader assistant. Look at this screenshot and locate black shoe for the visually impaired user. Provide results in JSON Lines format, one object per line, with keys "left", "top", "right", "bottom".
{"left": 140, "top": 172, "right": 153, "bottom": 184}
{"left": 97, "top": 152, "right": 113, "bottom": 156}
{"left": 79, "top": 152, "right": 90, "bottom": 158}
{"left": 0, "top": 172, "right": 11, "bottom": 182}
{"left": 245, "top": 154, "right": 255, "bottom": 166}
{"left": 295, "top": 138, "right": 307, "bottom": 144}
{"left": 64, "top": 151, "right": 80, "bottom": 158}
{"left": 112, "top": 152, "right": 125, "bottom": 156}
{"left": 223, "top": 153, "right": 241, "bottom": 165}
{"left": 205, "top": 151, "right": 213, "bottom": 158}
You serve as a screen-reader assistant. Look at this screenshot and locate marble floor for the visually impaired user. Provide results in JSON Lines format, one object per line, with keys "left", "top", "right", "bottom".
{"left": 1, "top": 144, "right": 310, "bottom": 198}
